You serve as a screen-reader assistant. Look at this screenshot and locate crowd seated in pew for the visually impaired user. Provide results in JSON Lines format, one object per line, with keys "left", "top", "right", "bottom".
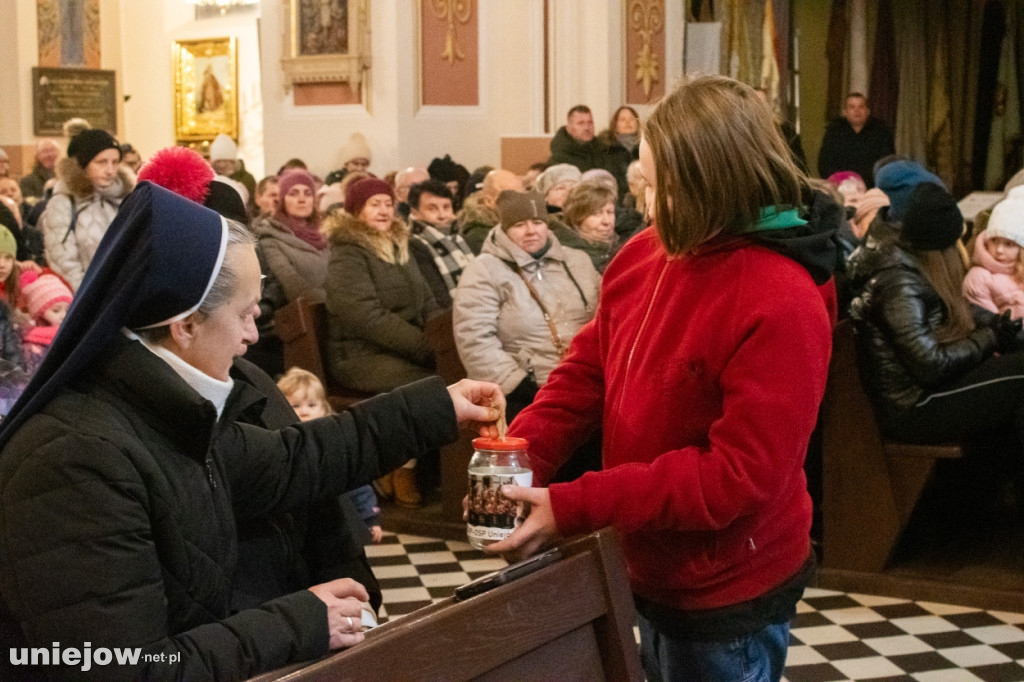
{"left": 819, "top": 165, "right": 1024, "bottom": 609}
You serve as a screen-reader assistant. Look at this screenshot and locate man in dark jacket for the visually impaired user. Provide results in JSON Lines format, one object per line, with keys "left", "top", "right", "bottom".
{"left": 19, "top": 138, "right": 59, "bottom": 202}
{"left": 407, "top": 179, "right": 474, "bottom": 308}
{"left": 548, "top": 105, "right": 611, "bottom": 174}
{"left": 817, "top": 93, "right": 895, "bottom": 187}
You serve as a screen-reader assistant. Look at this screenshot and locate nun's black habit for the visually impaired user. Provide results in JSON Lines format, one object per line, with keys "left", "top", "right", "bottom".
{"left": 0, "top": 183, "right": 458, "bottom": 680}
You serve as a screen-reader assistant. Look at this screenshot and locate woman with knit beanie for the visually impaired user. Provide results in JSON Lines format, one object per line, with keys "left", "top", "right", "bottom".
{"left": 535, "top": 163, "right": 582, "bottom": 213}
{"left": 252, "top": 168, "right": 328, "bottom": 304}
{"left": 324, "top": 177, "right": 440, "bottom": 508}
{"left": 39, "top": 128, "right": 134, "bottom": 291}
{"left": 453, "top": 189, "right": 599, "bottom": 424}
{"left": 848, "top": 181, "right": 1024, "bottom": 446}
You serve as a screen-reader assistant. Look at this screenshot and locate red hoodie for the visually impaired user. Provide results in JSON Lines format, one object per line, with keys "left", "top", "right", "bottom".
{"left": 510, "top": 227, "right": 832, "bottom": 611}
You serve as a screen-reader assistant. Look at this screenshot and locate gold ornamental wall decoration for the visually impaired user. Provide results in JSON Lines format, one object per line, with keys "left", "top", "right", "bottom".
{"left": 430, "top": 0, "right": 473, "bottom": 64}
{"left": 629, "top": 0, "right": 664, "bottom": 97}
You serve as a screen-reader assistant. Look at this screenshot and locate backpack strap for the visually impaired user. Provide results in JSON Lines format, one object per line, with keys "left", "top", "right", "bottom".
{"left": 61, "top": 195, "right": 79, "bottom": 245}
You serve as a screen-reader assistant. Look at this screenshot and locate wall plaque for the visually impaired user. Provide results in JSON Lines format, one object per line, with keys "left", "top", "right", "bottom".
{"left": 32, "top": 66, "right": 117, "bottom": 136}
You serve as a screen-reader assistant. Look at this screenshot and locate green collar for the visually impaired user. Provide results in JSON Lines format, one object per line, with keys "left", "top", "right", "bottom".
{"left": 739, "top": 206, "right": 808, "bottom": 234}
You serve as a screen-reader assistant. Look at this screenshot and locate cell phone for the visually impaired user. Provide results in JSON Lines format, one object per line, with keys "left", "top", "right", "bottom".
{"left": 453, "top": 548, "right": 562, "bottom": 601}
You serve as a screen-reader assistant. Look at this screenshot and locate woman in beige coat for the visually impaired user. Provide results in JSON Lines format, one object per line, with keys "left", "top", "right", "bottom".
{"left": 453, "top": 190, "right": 599, "bottom": 422}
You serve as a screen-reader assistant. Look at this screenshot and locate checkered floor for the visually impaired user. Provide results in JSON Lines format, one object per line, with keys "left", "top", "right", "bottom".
{"left": 366, "top": 532, "right": 1024, "bottom": 681}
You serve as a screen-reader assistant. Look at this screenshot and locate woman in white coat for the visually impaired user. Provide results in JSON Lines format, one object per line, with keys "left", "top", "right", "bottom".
{"left": 453, "top": 190, "right": 599, "bottom": 422}
{"left": 40, "top": 129, "right": 134, "bottom": 290}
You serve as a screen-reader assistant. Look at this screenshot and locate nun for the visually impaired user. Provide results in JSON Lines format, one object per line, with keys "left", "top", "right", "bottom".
{"left": 0, "top": 182, "right": 503, "bottom": 681}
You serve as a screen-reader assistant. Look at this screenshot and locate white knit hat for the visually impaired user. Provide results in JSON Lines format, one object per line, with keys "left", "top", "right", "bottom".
{"left": 986, "top": 185, "right": 1024, "bottom": 248}
{"left": 208, "top": 133, "right": 238, "bottom": 162}
{"left": 339, "top": 132, "right": 371, "bottom": 164}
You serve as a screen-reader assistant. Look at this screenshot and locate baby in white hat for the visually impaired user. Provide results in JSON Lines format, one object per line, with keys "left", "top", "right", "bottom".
{"left": 964, "top": 185, "right": 1024, "bottom": 320}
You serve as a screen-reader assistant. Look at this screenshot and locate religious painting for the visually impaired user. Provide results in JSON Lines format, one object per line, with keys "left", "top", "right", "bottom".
{"left": 173, "top": 38, "right": 238, "bottom": 144}
{"left": 281, "top": 0, "right": 370, "bottom": 93}
{"left": 298, "top": 0, "right": 349, "bottom": 56}
{"left": 37, "top": 0, "right": 101, "bottom": 69}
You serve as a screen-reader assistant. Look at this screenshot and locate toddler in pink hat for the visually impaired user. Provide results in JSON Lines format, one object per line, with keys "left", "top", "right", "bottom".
{"left": 19, "top": 271, "right": 72, "bottom": 374}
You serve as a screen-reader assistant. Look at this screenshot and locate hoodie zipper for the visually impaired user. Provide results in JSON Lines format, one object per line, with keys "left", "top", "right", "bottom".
{"left": 608, "top": 260, "right": 669, "bottom": 446}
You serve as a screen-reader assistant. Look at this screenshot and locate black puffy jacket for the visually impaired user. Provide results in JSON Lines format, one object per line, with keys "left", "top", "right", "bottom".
{"left": 227, "top": 358, "right": 383, "bottom": 615}
{"left": 847, "top": 239, "right": 998, "bottom": 428}
{"left": 0, "top": 336, "right": 456, "bottom": 681}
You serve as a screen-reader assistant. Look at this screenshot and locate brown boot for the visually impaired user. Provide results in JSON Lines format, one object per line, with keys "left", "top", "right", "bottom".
{"left": 373, "top": 471, "right": 394, "bottom": 501}
{"left": 392, "top": 467, "right": 422, "bottom": 509}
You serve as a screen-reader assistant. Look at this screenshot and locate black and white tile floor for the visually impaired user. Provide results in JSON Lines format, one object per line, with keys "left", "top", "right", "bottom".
{"left": 367, "top": 532, "right": 1024, "bottom": 681}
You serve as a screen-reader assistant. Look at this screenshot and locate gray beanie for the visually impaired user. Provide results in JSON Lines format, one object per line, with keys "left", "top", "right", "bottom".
{"left": 536, "top": 164, "right": 582, "bottom": 197}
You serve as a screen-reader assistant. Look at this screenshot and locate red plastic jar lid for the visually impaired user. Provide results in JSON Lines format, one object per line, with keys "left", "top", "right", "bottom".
{"left": 473, "top": 436, "right": 529, "bottom": 451}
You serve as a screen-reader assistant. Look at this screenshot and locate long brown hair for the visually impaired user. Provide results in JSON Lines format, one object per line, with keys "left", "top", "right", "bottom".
{"left": 1, "top": 262, "right": 19, "bottom": 308}
{"left": 642, "top": 75, "right": 805, "bottom": 255}
{"left": 912, "top": 246, "right": 977, "bottom": 342}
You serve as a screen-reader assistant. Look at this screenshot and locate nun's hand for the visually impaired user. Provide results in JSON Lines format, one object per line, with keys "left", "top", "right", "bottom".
{"left": 308, "top": 578, "right": 370, "bottom": 650}
{"left": 447, "top": 379, "right": 504, "bottom": 437}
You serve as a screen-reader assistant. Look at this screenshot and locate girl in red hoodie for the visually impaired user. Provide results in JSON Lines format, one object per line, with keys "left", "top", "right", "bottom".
{"left": 493, "top": 76, "right": 835, "bottom": 682}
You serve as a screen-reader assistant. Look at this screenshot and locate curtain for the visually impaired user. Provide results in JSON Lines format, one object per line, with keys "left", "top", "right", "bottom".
{"left": 973, "top": 1, "right": 1007, "bottom": 189}
{"left": 826, "top": 0, "right": 849, "bottom": 120}
{"left": 925, "top": 1, "right": 954, "bottom": 188}
{"left": 893, "top": 0, "right": 928, "bottom": 164}
{"left": 848, "top": 0, "right": 869, "bottom": 96}
{"left": 868, "top": 0, "right": 898, "bottom": 129}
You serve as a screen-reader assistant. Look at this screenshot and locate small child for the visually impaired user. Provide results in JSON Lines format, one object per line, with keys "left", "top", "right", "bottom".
{"left": 277, "top": 367, "right": 383, "bottom": 544}
{"left": 964, "top": 186, "right": 1024, "bottom": 320}
{"left": 19, "top": 271, "right": 73, "bottom": 376}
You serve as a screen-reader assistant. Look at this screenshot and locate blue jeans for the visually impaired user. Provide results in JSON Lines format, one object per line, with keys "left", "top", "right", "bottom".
{"left": 638, "top": 615, "right": 790, "bottom": 682}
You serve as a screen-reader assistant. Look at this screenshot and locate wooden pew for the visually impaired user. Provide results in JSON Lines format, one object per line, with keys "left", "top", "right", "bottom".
{"left": 424, "top": 309, "right": 478, "bottom": 523}
{"left": 247, "top": 527, "right": 642, "bottom": 682}
{"left": 820, "top": 320, "right": 963, "bottom": 574}
{"left": 274, "top": 297, "right": 376, "bottom": 411}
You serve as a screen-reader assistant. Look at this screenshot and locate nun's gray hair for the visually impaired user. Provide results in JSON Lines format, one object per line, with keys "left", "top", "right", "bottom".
{"left": 196, "top": 218, "right": 254, "bottom": 318}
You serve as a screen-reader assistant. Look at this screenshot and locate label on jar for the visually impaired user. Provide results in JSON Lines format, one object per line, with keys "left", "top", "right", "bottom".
{"left": 466, "top": 467, "right": 533, "bottom": 543}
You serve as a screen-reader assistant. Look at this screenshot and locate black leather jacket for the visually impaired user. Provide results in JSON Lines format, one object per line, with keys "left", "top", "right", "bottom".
{"left": 847, "top": 238, "right": 998, "bottom": 427}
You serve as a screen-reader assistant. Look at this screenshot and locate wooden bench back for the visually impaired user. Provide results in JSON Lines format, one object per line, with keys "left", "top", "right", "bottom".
{"left": 247, "top": 528, "right": 643, "bottom": 682}
{"left": 274, "top": 297, "right": 376, "bottom": 410}
{"left": 821, "top": 320, "right": 962, "bottom": 573}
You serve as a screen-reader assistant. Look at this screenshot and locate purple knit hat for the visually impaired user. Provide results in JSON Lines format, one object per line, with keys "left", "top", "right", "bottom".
{"left": 277, "top": 168, "right": 317, "bottom": 199}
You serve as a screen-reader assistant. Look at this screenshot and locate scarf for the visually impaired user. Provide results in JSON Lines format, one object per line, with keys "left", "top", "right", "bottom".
{"left": 617, "top": 132, "right": 640, "bottom": 153}
{"left": 22, "top": 324, "right": 58, "bottom": 346}
{"left": 276, "top": 211, "right": 326, "bottom": 250}
{"left": 410, "top": 221, "right": 474, "bottom": 291}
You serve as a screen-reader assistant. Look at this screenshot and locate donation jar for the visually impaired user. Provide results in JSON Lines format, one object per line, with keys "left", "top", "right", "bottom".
{"left": 466, "top": 437, "right": 532, "bottom": 549}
